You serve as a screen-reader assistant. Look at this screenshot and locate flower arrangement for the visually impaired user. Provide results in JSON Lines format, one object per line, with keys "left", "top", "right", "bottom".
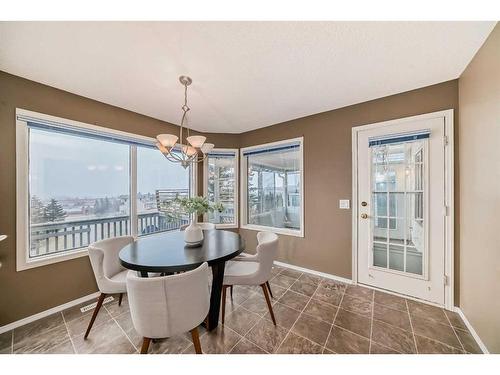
{"left": 160, "top": 196, "right": 223, "bottom": 220}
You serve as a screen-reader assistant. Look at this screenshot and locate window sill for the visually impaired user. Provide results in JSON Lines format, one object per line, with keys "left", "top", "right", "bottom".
{"left": 240, "top": 224, "right": 304, "bottom": 238}
{"left": 17, "top": 247, "right": 89, "bottom": 271}
{"left": 215, "top": 223, "right": 238, "bottom": 229}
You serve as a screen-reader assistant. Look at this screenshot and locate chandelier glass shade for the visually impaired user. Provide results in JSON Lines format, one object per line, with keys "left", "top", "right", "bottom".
{"left": 156, "top": 76, "right": 214, "bottom": 169}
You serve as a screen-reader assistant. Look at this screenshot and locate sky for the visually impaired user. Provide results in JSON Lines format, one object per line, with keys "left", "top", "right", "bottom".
{"left": 30, "top": 128, "right": 189, "bottom": 200}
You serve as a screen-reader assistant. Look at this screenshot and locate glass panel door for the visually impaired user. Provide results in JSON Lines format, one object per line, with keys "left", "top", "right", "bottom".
{"left": 371, "top": 140, "right": 426, "bottom": 276}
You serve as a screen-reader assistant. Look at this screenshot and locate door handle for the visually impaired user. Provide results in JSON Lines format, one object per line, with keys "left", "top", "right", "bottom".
{"left": 360, "top": 213, "right": 368, "bottom": 219}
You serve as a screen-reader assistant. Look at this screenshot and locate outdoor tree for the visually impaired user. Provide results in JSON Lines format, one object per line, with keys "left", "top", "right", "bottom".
{"left": 30, "top": 195, "right": 45, "bottom": 224}
{"left": 43, "top": 198, "right": 67, "bottom": 222}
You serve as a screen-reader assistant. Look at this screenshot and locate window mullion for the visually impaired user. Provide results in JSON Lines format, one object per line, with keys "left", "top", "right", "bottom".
{"left": 130, "top": 145, "right": 138, "bottom": 238}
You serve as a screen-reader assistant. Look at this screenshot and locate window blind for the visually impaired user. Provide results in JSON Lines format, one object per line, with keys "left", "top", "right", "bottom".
{"left": 20, "top": 115, "right": 156, "bottom": 148}
{"left": 242, "top": 142, "right": 300, "bottom": 157}
{"left": 368, "top": 130, "right": 430, "bottom": 147}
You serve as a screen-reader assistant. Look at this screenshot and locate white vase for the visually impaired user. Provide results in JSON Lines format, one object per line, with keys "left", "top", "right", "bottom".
{"left": 184, "top": 220, "right": 204, "bottom": 247}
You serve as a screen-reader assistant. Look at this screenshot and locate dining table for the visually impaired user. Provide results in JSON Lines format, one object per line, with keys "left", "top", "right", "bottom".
{"left": 118, "top": 229, "right": 245, "bottom": 331}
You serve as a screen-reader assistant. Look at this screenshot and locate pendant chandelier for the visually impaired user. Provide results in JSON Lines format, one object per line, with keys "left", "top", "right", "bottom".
{"left": 155, "top": 75, "right": 214, "bottom": 169}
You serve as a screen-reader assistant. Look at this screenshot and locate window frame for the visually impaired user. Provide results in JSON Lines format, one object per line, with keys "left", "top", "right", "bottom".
{"left": 240, "top": 137, "right": 304, "bottom": 237}
{"left": 16, "top": 108, "right": 197, "bottom": 271}
{"left": 203, "top": 148, "right": 239, "bottom": 229}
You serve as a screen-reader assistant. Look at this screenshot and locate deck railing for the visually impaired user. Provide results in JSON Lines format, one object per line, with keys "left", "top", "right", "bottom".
{"left": 29, "top": 212, "right": 188, "bottom": 258}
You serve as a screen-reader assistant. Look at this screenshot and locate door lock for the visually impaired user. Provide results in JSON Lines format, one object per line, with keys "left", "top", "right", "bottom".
{"left": 361, "top": 201, "right": 368, "bottom": 207}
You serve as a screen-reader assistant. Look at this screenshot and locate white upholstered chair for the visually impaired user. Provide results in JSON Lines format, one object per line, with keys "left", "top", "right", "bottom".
{"left": 127, "top": 262, "right": 210, "bottom": 354}
{"left": 221, "top": 231, "right": 279, "bottom": 325}
{"left": 85, "top": 236, "right": 134, "bottom": 339}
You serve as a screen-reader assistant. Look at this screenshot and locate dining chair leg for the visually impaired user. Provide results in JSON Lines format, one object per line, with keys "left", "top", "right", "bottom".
{"left": 221, "top": 285, "right": 227, "bottom": 324}
{"left": 190, "top": 327, "right": 202, "bottom": 354}
{"left": 261, "top": 284, "right": 276, "bottom": 325}
{"left": 266, "top": 281, "right": 274, "bottom": 298}
{"left": 118, "top": 293, "right": 123, "bottom": 306}
{"left": 84, "top": 293, "right": 106, "bottom": 339}
{"left": 140, "top": 337, "right": 151, "bottom": 354}
{"left": 230, "top": 285, "right": 233, "bottom": 299}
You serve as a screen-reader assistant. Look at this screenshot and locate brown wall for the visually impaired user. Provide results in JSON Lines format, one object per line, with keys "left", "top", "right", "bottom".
{"left": 0, "top": 70, "right": 460, "bottom": 327}
{"left": 458, "top": 24, "right": 500, "bottom": 353}
{"left": 0, "top": 71, "right": 234, "bottom": 325}
{"left": 238, "top": 81, "right": 459, "bottom": 289}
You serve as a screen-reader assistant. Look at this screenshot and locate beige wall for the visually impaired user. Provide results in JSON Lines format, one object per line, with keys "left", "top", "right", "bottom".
{"left": 0, "top": 71, "right": 236, "bottom": 325}
{"left": 458, "top": 24, "right": 500, "bottom": 353}
{"left": 239, "top": 81, "right": 459, "bottom": 285}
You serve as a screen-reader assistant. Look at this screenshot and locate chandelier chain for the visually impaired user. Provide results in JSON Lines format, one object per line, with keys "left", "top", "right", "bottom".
{"left": 155, "top": 75, "right": 212, "bottom": 168}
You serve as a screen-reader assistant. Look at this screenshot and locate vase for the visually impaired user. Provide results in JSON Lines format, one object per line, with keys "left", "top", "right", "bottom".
{"left": 184, "top": 220, "right": 204, "bottom": 247}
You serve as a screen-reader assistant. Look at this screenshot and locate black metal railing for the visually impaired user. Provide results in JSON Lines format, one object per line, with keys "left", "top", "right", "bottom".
{"left": 29, "top": 212, "right": 188, "bottom": 258}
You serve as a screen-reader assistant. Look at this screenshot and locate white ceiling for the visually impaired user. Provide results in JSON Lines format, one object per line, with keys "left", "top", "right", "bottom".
{"left": 0, "top": 22, "right": 495, "bottom": 133}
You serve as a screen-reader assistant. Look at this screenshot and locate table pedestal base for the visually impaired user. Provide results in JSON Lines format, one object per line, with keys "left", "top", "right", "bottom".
{"left": 205, "top": 261, "right": 226, "bottom": 331}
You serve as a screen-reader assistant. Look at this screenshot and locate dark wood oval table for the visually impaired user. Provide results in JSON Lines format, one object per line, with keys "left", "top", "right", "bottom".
{"left": 119, "top": 229, "right": 245, "bottom": 331}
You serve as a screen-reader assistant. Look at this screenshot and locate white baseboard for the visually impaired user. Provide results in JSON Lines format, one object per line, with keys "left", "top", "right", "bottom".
{"left": 453, "top": 307, "right": 489, "bottom": 354}
{"left": 357, "top": 282, "right": 446, "bottom": 309}
{"left": 272, "top": 258, "right": 489, "bottom": 354}
{"left": 0, "top": 292, "right": 100, "bottom": 335}
{"left": 273, "top": 259, "right": 353, "bottom": 285}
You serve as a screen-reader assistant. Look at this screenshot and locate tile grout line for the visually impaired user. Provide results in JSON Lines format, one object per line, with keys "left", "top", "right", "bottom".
{"left": 443, "top": 310, "right": 466, "bottom": 353}
{"left": 243, "top": 267, "right": 301, "bottom": 353}
{"left": 274, "top": 275, "right": 318, "bottom": 353}
{"left": 323, "top": 284, "right": 347, "bottom": 353}
{"left": 60, "top": 311, "right": 77, "bottom": 354}
{"left": 370, "top": 301, "right": 466, "bottom": 353}
{"left": 104, "top": 304, "right": 139, "bottom": 352}
{"left": 405, "top": 299, "right": 419, "bottom": 354}
{"left": 258, "top": 273, "right": 339, "bottom": 352}
{"left": 407, "top": 305, "right": 470, "bottom": 353}
{"left": 252, "top": 267, "right": 299, "bottom": 353}
{"left": 11, "top": 329, "right": 14, "bottom": 354}
{"left": 368, "top": 289, "right": 375, "bottom": 353}
{"left": 225, "top": 267, "right": 288, "bottom": 354}
{"left": 226, "top": 322, "right": 269, "bottom": 354}
{"left": 230, "top": 267, "right": 295, "bottom": 353}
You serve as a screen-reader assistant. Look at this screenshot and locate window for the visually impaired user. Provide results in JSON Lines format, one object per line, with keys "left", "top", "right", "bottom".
{"left": 374, "top": 170, "right": 397, "bottom": 230}
{"left": 28, "top": 128, "right": 131, "bottom": 259}
{"left": 240, "top": 138, "right": 304, "bottom": 237}
{"left": 203, "top": 149, "right": 238, "bottom": 228}
{"left": 414, "top": 148, "right": 424, "bottom": 221}
{"left": 137, "top": 146, "right": 191, "bottom": 235}
{"left": 16, "top": 109, "right": 195, "bottom": 270}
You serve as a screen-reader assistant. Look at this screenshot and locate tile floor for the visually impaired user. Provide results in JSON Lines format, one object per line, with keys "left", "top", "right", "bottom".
{"left": 0, "top": 266, "right": 482, "bottom": 354}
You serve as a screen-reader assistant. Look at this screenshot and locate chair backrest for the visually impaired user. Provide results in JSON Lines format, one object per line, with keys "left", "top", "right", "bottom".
{"left": 88, "top": 236, "right": 134, "bottom": 293}
{"left": 254, "top": 231, "right": 279, "bottom": 284}
{"left": 126, "top": 262, "right": 210, "bottom": 339}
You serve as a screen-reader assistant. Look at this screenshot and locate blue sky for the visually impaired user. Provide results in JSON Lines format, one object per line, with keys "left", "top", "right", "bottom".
{"left": 30, "top": 129, "right": 189, "bottom": 200}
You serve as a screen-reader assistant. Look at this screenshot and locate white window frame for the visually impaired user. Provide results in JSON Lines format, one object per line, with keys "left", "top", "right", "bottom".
{"left": 16, "top": 108, "right": 197, "bottom": 271}
{"left": 240, "top": 137, "right": 304, "bottom": 237}
{"left": 203, "top": 148, "right": 239, "bottom": 229}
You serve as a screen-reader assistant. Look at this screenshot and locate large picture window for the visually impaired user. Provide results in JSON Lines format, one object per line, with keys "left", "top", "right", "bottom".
{"left": 240, "top": 138, "right": 304, "bottom": 237}
{"left": 203, "top": 149, "right": 238, "bottom": 228}
{"left": 28, "top": 128, "right": 131, "bottom": 259}
{"left": 137, "top": 145, "right": 191, "bottom": 235}
{"left": 16, "top": 109, "right": 195, "bottom": 270}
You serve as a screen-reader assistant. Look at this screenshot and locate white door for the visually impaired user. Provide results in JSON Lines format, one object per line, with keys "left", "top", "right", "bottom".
{"left": 356, "top": 115, "right": 448, "bottom": 305}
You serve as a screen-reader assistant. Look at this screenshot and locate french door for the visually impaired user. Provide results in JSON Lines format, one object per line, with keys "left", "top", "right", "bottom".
{"left": 355, "top": 112, "right": 452, "bottom": 306}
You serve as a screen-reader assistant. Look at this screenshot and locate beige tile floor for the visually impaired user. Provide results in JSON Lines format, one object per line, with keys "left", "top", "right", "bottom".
{"left": 0, "top": 266, "right": 482, "bottom": 354}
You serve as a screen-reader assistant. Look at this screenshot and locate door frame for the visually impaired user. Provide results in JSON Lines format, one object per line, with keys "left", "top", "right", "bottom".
{"left": 351, "top": 109, "right": 454, "bottom": 310}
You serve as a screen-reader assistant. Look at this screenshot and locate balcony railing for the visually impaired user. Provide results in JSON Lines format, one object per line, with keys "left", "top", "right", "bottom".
{"left": 29, "top": 212, "right": 188, "bottom": 258}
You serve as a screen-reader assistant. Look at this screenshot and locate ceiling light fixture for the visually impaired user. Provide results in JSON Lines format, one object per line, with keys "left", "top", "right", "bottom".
{"left": 156, "top": 76, "right": 214, "bottom": 168}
